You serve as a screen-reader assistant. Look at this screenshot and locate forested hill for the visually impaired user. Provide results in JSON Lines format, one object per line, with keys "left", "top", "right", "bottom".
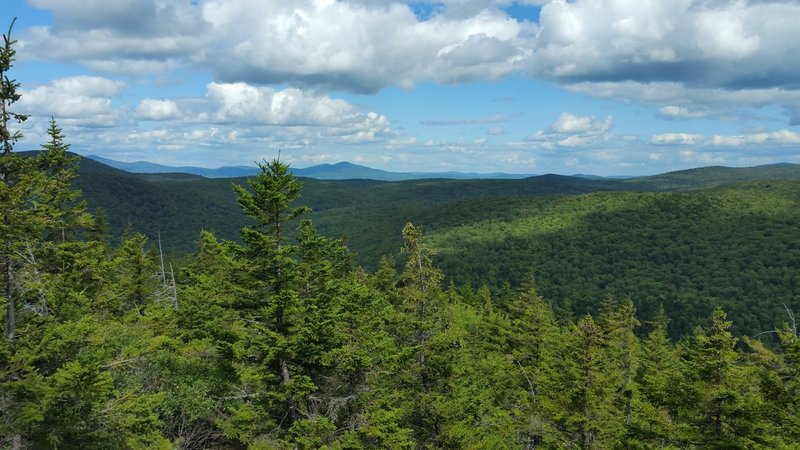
{"left": 5, "top": 149, "right": 800, "bottom": 447}
{"left": 71, "top": 156, "right": 800, "bottom": 338}
{"left": 624, "top": 163, "right": 800, "bottom": 191}
{"left": 73, "top": 155, "right": 641, "bottom": 258}
{"left": 73, "top": 156, "right": 800, "bottom": 263}
{"left": 427, "top": 181, "right": 800, "bottom": 338}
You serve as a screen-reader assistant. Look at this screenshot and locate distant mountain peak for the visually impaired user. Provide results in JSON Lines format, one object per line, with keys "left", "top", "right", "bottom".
{"left": 84, "top": 156, "right": 536, "bottom": 181}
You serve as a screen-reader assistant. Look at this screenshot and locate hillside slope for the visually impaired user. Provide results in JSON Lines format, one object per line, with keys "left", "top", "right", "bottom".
{"left": 73, "top": 157, "right": 800, "bottom": 337}
{"left": 427, "top": 181, "right": 800, "bottom": 337}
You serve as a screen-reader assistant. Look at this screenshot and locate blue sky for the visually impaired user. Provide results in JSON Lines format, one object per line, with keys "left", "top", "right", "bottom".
{"left": 4, "top": 0, "right": 800, "bottom": 175}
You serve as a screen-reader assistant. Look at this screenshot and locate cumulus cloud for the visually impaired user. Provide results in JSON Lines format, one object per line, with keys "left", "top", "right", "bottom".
{"left": 528, "top": 0, "right": 800, "bottom": 123}
{"left": 711, "top": 129, "right": 800, "bottom": 147}
{"left": 17, "top": 79, "right": 391, "bottom": 163}
{"left": 18, "top": 76, "right": 126, "bottom": 125}
{"left": 528, "top": 113, "right": 614, "bottom": 148}
{"left": 566, "top": 80, "right": 800, "bottom": 124}
{"left": 657, "top": 106, "right": 710, "bottom": 120}
{"left": 204, "top": 82, "right": 389, "bottom": 137}
{"left": 18, "top": 0, "right": 800, "bottom": 119}
{"left": 548, "top": 113, "right": 605, "bottom": 134}
{"left": 20, "top": 0, "right": 533, "bottom": 93}
{"left": 200, "top": 1, "right": 534, "bottom": 92}
{"left": 530, "top": 0, "right": 799, "bottom": 87}
{"left": 649, "top": 133, "right": 706, "bottom": 145}
{"left": 135, "top": 98, "right": 180, "bottom": 120}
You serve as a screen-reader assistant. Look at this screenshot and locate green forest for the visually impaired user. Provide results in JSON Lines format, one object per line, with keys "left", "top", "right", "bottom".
{"left": 3, "top": 22, "right": 800, "bottom": 449}
{"left": 71, "top": 158, "right": 800, "bottom": 341}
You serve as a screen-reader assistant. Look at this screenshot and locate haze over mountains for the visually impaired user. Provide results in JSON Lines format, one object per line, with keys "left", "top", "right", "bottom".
{"left": 87, "top": 155, "right": 800, "bottom": 183}
{"left": 86, "top": 155, "right": 535, "bottom": 180}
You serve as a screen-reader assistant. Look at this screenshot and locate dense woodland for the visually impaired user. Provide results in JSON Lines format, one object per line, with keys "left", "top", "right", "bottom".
{"left": 3, "top": 23, "right": 800, "bottom": 449}
{"left": 72, "top": 158, "right": 800, "bottom": 340}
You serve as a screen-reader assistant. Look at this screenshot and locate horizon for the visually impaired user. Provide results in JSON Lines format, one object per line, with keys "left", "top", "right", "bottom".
{"left": 83, "top": 153, "right": 797, "bottom": 179}
{"left": 5, "top": 0, "right": 800, "bottom": 176}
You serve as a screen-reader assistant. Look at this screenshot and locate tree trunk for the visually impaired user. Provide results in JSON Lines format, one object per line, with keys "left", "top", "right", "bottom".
{"left": 280, "top": 358, "right": 297, "bottom": 421}
{"left": 25, "top": 242, "right": 47, "bottom": 314}
{"left": 5, "top": 250, "right": 14, "bottom": 340}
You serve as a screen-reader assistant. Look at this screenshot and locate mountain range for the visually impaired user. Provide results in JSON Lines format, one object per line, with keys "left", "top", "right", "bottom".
{"left": 86, "top": 155, "right": 536, "bottom": 180}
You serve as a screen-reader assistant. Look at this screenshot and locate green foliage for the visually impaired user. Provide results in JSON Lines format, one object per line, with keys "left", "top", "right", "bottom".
{"left": 431, "top": 184, "right": 800, "bottom": 338}
{"left": 73, "top": 153, "right": 800, "bottom": 339}
{"left": 4, "top": 32, "right": 800, "bottom": 445}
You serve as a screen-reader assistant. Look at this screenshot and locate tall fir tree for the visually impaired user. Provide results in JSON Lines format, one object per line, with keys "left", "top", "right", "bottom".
{"left": 631, "top": 305, "right": 684, "bottom": 447}
{"left": 678, "top": 306, "right": 768, "bottom": 448}
{"left": 1, "top": 18, "right": 30, "bottom": 341}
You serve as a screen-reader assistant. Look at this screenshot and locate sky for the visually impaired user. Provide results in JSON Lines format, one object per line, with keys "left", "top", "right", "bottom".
{"left": 4, "top": 0, "right": 800, "bottom": 176}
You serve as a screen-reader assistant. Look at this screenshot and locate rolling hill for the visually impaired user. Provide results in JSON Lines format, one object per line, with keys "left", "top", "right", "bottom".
{"left": 72, "top": 156, "right": 800, "bottom": 338}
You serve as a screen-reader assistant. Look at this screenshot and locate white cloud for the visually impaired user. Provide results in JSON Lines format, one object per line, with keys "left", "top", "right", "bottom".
{"left": 549, "top": 112, "right": 604, "bottom": 134}
{"left": 530, "top": 0, "right": 799, "bottom": 83}
{"left": 199, "top": 1, "right": 535, "bottom": 92}
{"left": 657, "top": 105, "right": 709, "bottom": 120}
{"left": 566, "top": 81, "right": 800, "bottom": 124}
{"left": 17, "top": 0, "right": 800, "bottom": 120}
{"left": 135, "top": 98, "right": 180, "bottom": 120}
{"left": 18, "top": 76, "right": 126, "bottom": 124}
{"left": 47, "top": 76, "right": 125, "bottom": 97}
{"left": 649, "top": 133, "right": 705, "bottom": 145}
{"left": 20, "top": 0, "right": 533, "bottom": 93}
{"left": 17, "top": 79, "right": 392, "bottom": 164}
{"left": 712, "top": 129, "right": 800, "bottom": 147}
{"left": 528, "top": 113, "right": 614, "bottom": 148}
{"left": 204, "top": 82, "right": 389, "bottom": 137}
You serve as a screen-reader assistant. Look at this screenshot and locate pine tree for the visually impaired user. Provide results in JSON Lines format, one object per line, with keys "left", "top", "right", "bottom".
{"left": 227, "top": 159, "right": 388, "bottom": 446}
{"left": 679, "top": 306, "right": 768, "bottom": 448}
{"left": 362, "top": 223, "right": 453, "bottom": 447}
{"left": 598, "top": 297, "right": 640, "bottom": 428}
{"left": 500, "top": 277, "right": 563, "bottom": 446}
{"left": 1, "top": 18, "right": 30, "bottom": 341}
{"left": 234, "top": 158, "right": 309, "bottom": 303}
{"left": 541, "top": 314, "right": 623, "bottom": 448}
{"left": 631, "top": 305, "right": 683, "bottom": 447}
{"left": 744, "top": 312, "right": 800, "bottom": 447}
{"left": 110, "top": 232, "right": 161, "bottom": 315}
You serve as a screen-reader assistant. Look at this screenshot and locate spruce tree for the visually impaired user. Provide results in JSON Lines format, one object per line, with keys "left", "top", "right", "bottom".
{"left": 631, "top": 305, "right": 682, "bottom": 447}
{"left": 679, "top": 306, "right": 768, "bottom": 448}
{"left": 1, "top": 18, "right": 30, "bottom": 340}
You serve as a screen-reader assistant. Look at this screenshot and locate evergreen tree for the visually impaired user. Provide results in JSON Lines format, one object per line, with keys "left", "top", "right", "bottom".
{"left": 678, "top": 306, "right": 768, "bottom": 448}
{"left": 501, "top": 278, "right": 563, "bottom": 446}
{"left": 631, "top": 305, "right": 684, "bottom": 447}
{"left": 1, "top": 18, "right": 30, "bottom": 340}
{"left": 222, "top": 159, "right": 311, "bottom": 441}
{"left": 597, "top": 297, "right": 639, "bottom": 428}
{"left": 110, "top": 232, "right": 161, "bottom": 315}
{"left": 745, "top": 314, "right": 800, "bottom": 448}
{"left": 226, "top": 159, "right": 393, "bottom": 447}
{"left": 541, "top": 315, "right": 623, "bottom": 448}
